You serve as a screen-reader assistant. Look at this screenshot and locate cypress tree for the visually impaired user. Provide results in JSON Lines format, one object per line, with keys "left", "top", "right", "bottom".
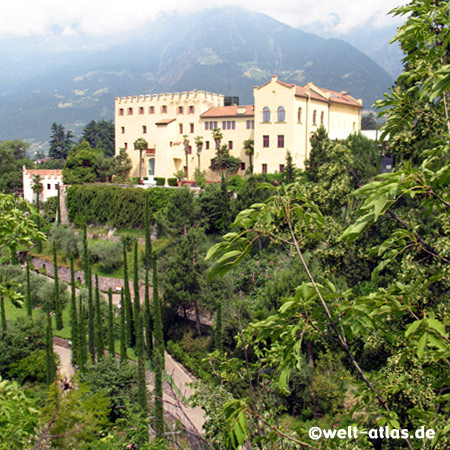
{"left": 215, "top": 298, "right": 223, "bottom": 353}
{"left": 26, "top": 256, "right": 32, "bottom": 317}
{"left": 45, "top": 309, "right": 56, "bottom": 386}
{"left": 56, "top": 185, "right": 61, "bottom": 225}
{"left": 36, "top": 194, "right": 42, "bottom": 253}
{"left": 144, "top": 268, "right": 153, "bottom": 362}
{"left": 52, "top": 241, "right": 63, "bottom": 330}
{"left": 219, "top": 173, "right": 231, "bottom": 233}
{"left": 0, "top": 294, "right": 6, "bottom": 337}
{"left": 119, "top": 289, "right": 127, "bottom": 364}
{"left": 152, "top": 253, "right": 164, "bottom": 371}
{"left": 122, "top": 238, "right": 135, "bottom": 347}
{"left": 87, "top": 264, "right": 95, "bottom": 363}
{"left": 78, "top": 296, "right": 87, "bottom": 372}
{"left": 107, "top": 288, "right": 115, "bottom": 357}
{"left": 136, "top": 311, "right": 148, "bottom": 415}
{"left": 133, "top": 240, "right": 141, "bottom": 348}
{"left": 70, "top": 254, "right": 79, "bottom": 366}
{"left": 144, "top": 193, "right": 152, "bottom": 268}
{"left": 94, "top": 275, "right": 104, "bottom": 360}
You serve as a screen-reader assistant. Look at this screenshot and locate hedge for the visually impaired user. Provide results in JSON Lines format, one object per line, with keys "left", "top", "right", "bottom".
{"left": 167, "top": 178, "right": 177, "bottom": 187}
{"left": 154, "top": 177, "right": 165, "bottom": 186}
{"left": 66, "top": 185, "right": 175, "bottom": 228}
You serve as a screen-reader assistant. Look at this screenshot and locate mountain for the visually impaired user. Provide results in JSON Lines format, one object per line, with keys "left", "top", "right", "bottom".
{"left": 0, "top": 7, "right": 394, "bottom": 151}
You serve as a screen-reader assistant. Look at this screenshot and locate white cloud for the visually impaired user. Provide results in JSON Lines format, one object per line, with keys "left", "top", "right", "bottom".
{"left": 1, "top": 0, "right": 409, "bottom": 39}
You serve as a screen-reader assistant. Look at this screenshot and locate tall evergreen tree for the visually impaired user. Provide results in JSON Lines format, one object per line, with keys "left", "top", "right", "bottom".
{"left": 153, "top": 255, "right": 165, "bottom": 439}
{"left": 284, "top": 151, "right": 296, "bottom": 184}
{"left": 133, "top": 240, "right": 141, "bottom": 348}
{"left": 49, "top": 122, "right": 73, "bottom": 159}
{"left": 152, "top": 253, "right": 164, "bottom": 371}
{"left": 144, "top": 193, "right": 152, "bottom": 268}
{"left": 56, "top": 185, "right": 61, "bottom": 225}
{"left": 119, "top": 289, "right": 127, "bottom": 364}
{"left": 52, "top": 241, "right": 63, "bottom": 330}
{"left": 215, "top": 298, "right": 223, "bottom": 353}
{"left": 144, "top": 268, "right": 153, "bottom": 362}
{"left": 70, "top": 255, "right": 79, "bottom": 366}
{"left": 83, "top": 224, "right": 95, "bottom": 363}
{"left": 0, "top": 293, "right": 6, "bottom": 337}
{"left": 219, "top": 173, "right": 231, "bottom": 233}
{"left": 45, "top": 309, "right": 56, "bottom": 386}
{"left": 122, "top": 237, "right": 135, "bottom": 347}
{"left": 78, "top": 296, "right": 87, "bottom": 372}
{"left": 25, "top": 256, "right": 32, "bottom": 317}
{"left": 94, "top": 275, "right": 104, "bottom": 360}
{"left": 305, "top": 126, "right": 331, "bottom": 182}
{"left": 107, "top": 288, "right": 115, "bottom": 357}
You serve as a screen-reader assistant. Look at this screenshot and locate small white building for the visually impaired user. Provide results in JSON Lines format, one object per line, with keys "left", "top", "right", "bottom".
{"left": 22, "top": 167, "right": 63, "bottom": 204}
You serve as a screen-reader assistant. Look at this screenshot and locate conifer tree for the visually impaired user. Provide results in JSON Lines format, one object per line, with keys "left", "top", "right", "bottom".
{"left": 94, "top": 275, "right": 104, "bottom": 360}
{"left": 78, "top": 296, "right": 87, "bottom": 372}
{"left": 133, "top": 240, "right": 141, "bottom": 347}
{"left": 136, "top": 311, "right": 148, "bottom": 416}
{"left": 152, "top": 253, "right": 165, "bottom": 438}
{"left": 219, "top": 173, "right": 231, "bottom": 233}
{"left": 45, "top": 309, "right": 56, "bottom": 386}
{"left": 69, "top": 254, "right": 79, "bottom": 366}
{"left": 284, "top": 151, "right": 296, "bottom": 184}
{"left": 119, "top": 289, "right": 127, "bottom": 364}
{"left": 215, "top": 298, "right": 223, "bottom": 353}
{"left": 305, "top": 126, "right": 331, "bottom": 182}
{"left": 122, "top": 237, "right": 135, "bottom": 347}
{"left": 0, "top": 293, "right": 6, "bottom": 337}
{"left": 144, "top": 268, "right": 153, "bottom": 362}
{"left": 52, "top": 241, "right": 63, "bottom": 330}
{"left": 152, "top": 253, "right": 164, "bottom": 371}
{"left": 82, "top": 224, "right": 95, "bottom": 362}
{"left": 144, "top": 193, "right": 152, "bottom": 268}
{"left": 107, "top": 288, "right": 115, "bottom": 357}
{"left": 56, "top": 184, "right": 61, "bottom": 225}
{"left": 26, "top": 256, "right": 32, "bottom": 317}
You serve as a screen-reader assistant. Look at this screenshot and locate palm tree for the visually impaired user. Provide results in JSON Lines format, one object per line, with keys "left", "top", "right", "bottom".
{"left": 183, "top": 135, "right": 190, "bottom": 179}
{"left": 134, "top": 138, "right": 148, "bottom": 180}
{"left": 243, "top": 139, "right": 254, "bottom": 174}
{"left": 194, "top": 136, "right": 203, "bottom": 170}
{"left": 212, "top": 128, "right": 223, "bottom": 177}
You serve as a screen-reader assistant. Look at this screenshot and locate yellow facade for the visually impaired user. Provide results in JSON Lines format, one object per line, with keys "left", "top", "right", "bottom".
{"left": 114, "top": 76, "right": 362, "bottom": 183}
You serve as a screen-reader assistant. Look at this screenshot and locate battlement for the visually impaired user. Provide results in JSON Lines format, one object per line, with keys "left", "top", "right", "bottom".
{"left": 115, "top": 91, "right": 224, "bottom": 105}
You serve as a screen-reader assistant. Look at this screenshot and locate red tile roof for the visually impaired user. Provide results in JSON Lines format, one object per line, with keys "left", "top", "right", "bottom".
{"left": 201, "top": 105, "right": 254, "bottom": 118}
{"left": 156, "top": 118, "right": 176, "bottom": 125}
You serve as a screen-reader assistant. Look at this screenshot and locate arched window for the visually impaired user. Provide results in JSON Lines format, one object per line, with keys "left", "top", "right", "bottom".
{"left": 297, "top": 107, "right": 302, "bottom": 123}
{"left": 277, "top": 106, "right": 285, "bottom": 122}
{"left": 320, "top": 111, "right": 324, "bottom": 126}
{"left": 262, "top": 107, "right": 271, "bottom": 122}
{"left": 313, "top": 110, "right": 317, "bottom": 125}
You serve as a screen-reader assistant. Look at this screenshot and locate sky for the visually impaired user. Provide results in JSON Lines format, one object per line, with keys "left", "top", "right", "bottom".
{"left": 2, "top": 0, "right": 408, "bottom": 40}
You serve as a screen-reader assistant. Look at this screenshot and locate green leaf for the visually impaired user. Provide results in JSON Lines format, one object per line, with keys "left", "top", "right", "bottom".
{"left": 417, "top": 333, "right": 428, "bottom": 359}
{"left": 405, "top": 320, "right": 422, "bottom": 338}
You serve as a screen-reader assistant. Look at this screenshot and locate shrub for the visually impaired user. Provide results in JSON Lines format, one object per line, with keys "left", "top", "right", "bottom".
{"left": 154, "top": 177, "right": 165, "bottom": 186}
{"left": 49, "top": 225, "right": 81, "bottom": 258}
{"left": 88, "top": 239, "right": 123, "bottom": 272}
{"left": 66, "top": 185, "right": 175, "bottom": 228}
{"left": 167, "top": 178, "right": 177, "bottom": 187}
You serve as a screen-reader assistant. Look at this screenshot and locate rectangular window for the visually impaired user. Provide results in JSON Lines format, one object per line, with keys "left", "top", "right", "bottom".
{"left": 214, "top": 121, "right": 218, "bottom": 129}
{"left": 240, "top": 162, "right": 246, "bottom": 171}
{"left": 277, "top": 135, "right": 284, "bottom": 148}
{"left": 246, "top": 120, "right": 254, "bottom": 129}
{"left": 143, "top": 125, "right": 147, "bottom": 134}
{"left": 232, "top": 121, "right": 236, "bottom": 130}
{"left": 162, "top": 105, "right": 167, "bottom": 113}
{"left": 205, "top": 122, "right": 209, "bottom": 130}
{"left": 222, "top": 121, "right": 226, "bottom": 130}
{"left": 121, "top": 127, "right": 125, "bottom": 134}
{"left": 228, "top": 141, "right": 233, "bottom": 150}
{"left": 128, "top": 107, "right": 133, "bottom": 115}
{"left": 47, "top": 184, "right": 51, "bottom": 190}
{"left": 188, "top": 146, "right": 192, "bottom": 155}
{"left": 119, "top": 108, "right": 124, "bottom": 116}
{"left": 178, "top": 106, "right": 183, "bottom": 114}
{"left": 139, "top": 107, "right": 144, "bottom": 115}
{"left": 124, "top": 143, "right": 128, "bottom": 149}
{"left": 149, "top": 106, "right": 154, "bottom": 114}
{"left": 179, "top": 124, "right": 183, "bottom": 134}
{"left": 205, "top": 141, "right": 210, "bottom": 150}
{"left": 190, "top": 123, "right": 194, "bottom": 133}
{"left": 263, "top": 135, "right": 269, "bottom": 148}
{"left": 189, "top": 105, "right": 194, "bottom": 114}
{"left": 55, "top": 184, "right": 59, "bottom": 190}
{"left": 279, "top": 164, "right": 285, "bottom": 173}
{"left": 262, "top": 164, "right": 267, "bottom": 174}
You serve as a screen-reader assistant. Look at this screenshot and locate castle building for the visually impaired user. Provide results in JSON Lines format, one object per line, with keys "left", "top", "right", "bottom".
{"left": 114, "top": 75, "right": 362, "bottom": 182}
{"left": 22, "top": 167, "right": 63, "bottom": 203}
